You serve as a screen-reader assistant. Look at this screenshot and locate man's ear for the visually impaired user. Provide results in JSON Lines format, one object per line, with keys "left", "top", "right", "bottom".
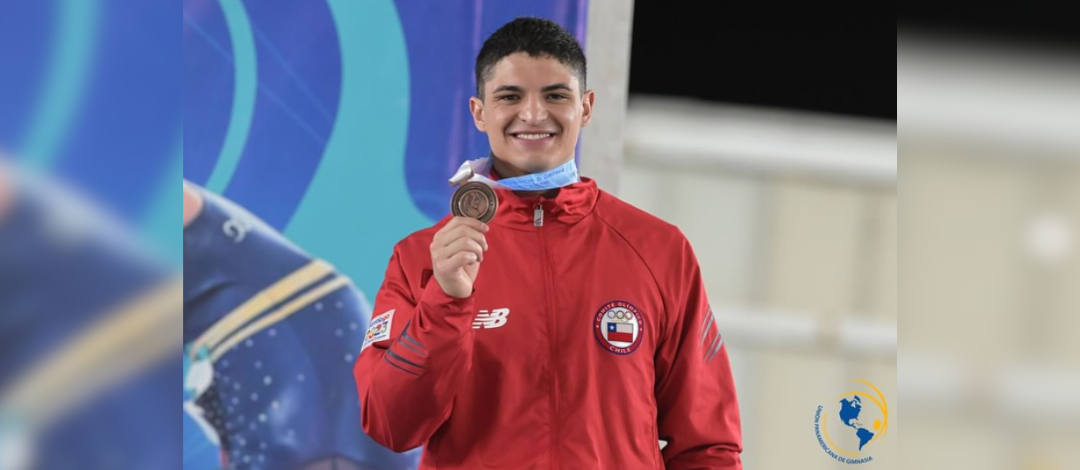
{"left": 580, "top": 90, "right": 596, "bottom": 127}
{"left": 469, "top": 96, "right": 486, "bottom": 133}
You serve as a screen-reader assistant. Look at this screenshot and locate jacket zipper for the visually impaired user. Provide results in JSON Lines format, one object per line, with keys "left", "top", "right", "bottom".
{"left": 536, "top": 199, "right": 558, "bottom": 470}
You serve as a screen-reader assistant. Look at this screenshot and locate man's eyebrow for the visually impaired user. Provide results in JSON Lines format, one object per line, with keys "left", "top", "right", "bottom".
{"left": 541, "top": 83, "right": 572, "bottom": 93}
{"left": 492, "top": 85, "right": 523, "bottom": 94}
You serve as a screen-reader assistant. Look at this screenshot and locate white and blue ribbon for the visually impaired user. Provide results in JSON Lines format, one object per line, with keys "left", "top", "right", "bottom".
{"left": 449, "top": 155, "right": 579, "bottom": 191}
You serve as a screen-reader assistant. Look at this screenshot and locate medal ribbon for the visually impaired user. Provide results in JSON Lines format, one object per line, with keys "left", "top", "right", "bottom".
{"left": 449, "top": 155, "right": 579, "bottom": 191}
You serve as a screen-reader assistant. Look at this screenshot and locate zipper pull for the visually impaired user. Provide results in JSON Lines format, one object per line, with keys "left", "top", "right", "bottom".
{"left": 534, "top": 203, "right": 544, "bottom": 227}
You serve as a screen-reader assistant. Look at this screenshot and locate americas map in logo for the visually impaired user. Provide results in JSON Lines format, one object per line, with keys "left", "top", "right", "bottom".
{"left": 813, "top": 379, "right": 890, "bottom": 464}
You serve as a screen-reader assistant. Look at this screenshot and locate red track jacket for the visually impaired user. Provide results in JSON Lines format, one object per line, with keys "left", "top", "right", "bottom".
{"left": 354, "top": 176, "right": 742, "bottom": 469}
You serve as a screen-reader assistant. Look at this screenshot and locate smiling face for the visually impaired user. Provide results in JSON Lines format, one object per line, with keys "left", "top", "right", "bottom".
{"left": 469, "top": 53, "right": 594, "bottom": 177}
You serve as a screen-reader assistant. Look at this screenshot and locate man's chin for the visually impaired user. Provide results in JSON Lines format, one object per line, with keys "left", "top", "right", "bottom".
{"left": 491, "top": 150, "right": 572, "bottom": 175}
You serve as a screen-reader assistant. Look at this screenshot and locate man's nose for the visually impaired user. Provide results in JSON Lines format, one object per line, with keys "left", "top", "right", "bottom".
{"left": 518, "top": 95, "right": 549, "bottom": 124}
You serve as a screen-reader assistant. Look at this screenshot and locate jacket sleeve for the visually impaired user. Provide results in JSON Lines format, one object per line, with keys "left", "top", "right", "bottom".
{"left": 655, "top": 236, "right": 743, "bottom": 469}
{"left": 353, "top": 244, "right": 476, "bottom": 452}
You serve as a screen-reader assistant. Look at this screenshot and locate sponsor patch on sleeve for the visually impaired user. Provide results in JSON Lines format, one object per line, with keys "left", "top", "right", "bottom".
{"left": 361, "top": 309, "right": 394, "bottom": 352}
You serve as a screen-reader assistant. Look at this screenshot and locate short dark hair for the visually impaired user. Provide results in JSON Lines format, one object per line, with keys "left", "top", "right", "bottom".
{"left": 475, "top": 17, "right": 587, "bottom": 99}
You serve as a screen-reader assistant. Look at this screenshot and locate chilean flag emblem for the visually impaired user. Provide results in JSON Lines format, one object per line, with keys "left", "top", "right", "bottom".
{"left": 607, "top": 322, "right": 634, "bottom": 343}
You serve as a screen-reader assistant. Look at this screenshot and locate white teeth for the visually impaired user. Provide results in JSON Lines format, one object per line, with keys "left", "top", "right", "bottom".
{"left": 515, "top": 133, "right": 552, "bottom": 140}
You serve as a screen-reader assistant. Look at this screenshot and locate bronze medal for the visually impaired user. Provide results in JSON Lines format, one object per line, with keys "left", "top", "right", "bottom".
{"left": 450, "top": 182, "right": 498, "bottom": 223}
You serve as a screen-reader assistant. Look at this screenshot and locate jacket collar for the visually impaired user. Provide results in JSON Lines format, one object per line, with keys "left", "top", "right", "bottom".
{"left": 487, "top": 167, "right": 598, "bottom": 228}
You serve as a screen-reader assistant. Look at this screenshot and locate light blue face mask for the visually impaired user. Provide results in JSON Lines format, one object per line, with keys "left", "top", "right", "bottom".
{"left": 449, "top": 155, "right": 580, "bottom": 191}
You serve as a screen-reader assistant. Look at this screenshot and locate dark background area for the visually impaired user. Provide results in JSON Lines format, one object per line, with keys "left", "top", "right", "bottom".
{"left": 629, "top": 6, "right": 896, "bottom": 120}
{"left": 629, "top": 7, "right": 1079, "bottom": 122}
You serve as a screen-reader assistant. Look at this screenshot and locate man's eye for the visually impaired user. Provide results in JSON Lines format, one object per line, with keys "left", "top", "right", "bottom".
{"left": 548, "top": 94, "right": 568, "bottom": 100}
{"left": 497, "top": 95, "right": 519, "bottom": 101}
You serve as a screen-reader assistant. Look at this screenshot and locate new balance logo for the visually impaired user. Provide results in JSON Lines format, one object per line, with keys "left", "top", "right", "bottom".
{"left": 472, "top": 308, "right": 510, "bottom": 329}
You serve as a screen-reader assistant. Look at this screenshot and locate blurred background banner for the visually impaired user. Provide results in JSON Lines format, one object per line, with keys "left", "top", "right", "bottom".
{"left": 0, "top": 0, "right": 181, "bottom": 260}
{"left": 1, "top": 2, "right": 184, "bottom": 468}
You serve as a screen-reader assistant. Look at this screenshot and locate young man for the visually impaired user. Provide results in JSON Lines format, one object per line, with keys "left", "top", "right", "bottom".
{"left": 354, "top": 17, "right": 742, "bottom": 469}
